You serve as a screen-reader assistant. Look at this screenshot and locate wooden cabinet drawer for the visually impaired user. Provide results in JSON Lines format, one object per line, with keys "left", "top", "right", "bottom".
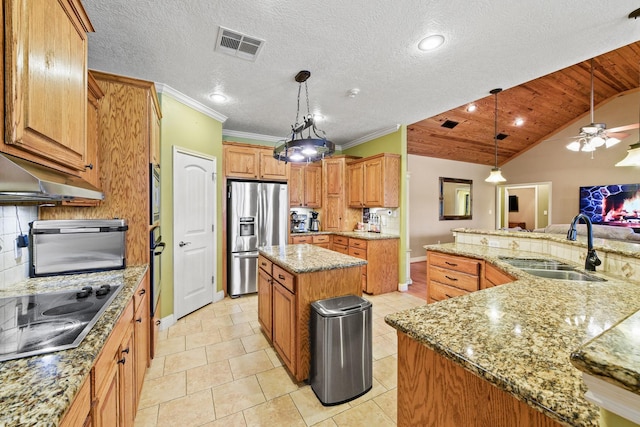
{"left": 133, "top": 280, "right": 148, "bottom": 312}
{"left": 259, "top": 256, "right": 273, "bottom": 275}
{"left": 333, "top": 235, "right": 349, "bottom": 246}
{"left": 349, "top": 247, "right": 367, "bottom": 260}
{"left": 333, "top": 243, "right": 349, "bottom": 254}
{"left": 430, "top": 266, "right": 479, "bottom": 292}
{"left": 291, "top": 235, "right": 312, "bottom": 244}
{"left": 430, "top": 252, "right": 480, "bottom": 276}
{"left": 273, "top": 265, "right": 295, "bottom": 293}
{"left": 429, "top": 281, "right": 469, "bottom": 302}
{"left": 313, "top": 235, "right": 330, "bottom": 244}
{"left": 349, "top": 238, "right": 368, "bottom": 250}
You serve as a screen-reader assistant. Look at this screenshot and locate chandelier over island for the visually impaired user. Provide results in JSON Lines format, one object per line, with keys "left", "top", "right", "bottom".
{"left": 273, "top": 70, "right": 335, "bottom": 164}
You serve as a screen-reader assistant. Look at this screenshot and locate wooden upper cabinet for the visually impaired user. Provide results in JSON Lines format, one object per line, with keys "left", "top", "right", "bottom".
{"left": 289, "top": 164, "right": 321, "bottom": 207}
{"left": 348, "top": 153, "right": 400, "bottom": 208}
{"left": 3, "top": 0, "right": 94, "bottom": 174}
{"left": 347, "top": 163, "right": 364, "bottom": 207}
{"left": 149, "top": 93, "right": 161, "bottom": 166}
{"left": 224, "top": 145, "right": 259, "bottom": 179}
{"left": 260, "top": 150, "right": 289, "bottom": 180}
{"left": 224, "top": 142, "right": 288, "bottom": 181}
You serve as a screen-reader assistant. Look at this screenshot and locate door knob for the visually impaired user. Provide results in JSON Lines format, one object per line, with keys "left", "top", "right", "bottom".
{"left": 179, "top": 241, "right": 191, "bottom": 247}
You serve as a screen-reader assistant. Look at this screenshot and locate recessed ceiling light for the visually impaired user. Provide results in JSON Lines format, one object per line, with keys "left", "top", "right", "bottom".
{"left": 514, "top": 118, "right": 524, "bottom": 126}
{"left": 466, "top": 104, "right": 477, "bottom": 112}
{"left": 313, "top": 114, "right": 325, "bottom": 121}
{"left": 209, "top": 93, "right": 227, "bottom": 103}
{"left": 347, "top": 88, "right": 360, "bottom": 98}
{"left": 418, "top": 34, "right": 445, "bottom": 51}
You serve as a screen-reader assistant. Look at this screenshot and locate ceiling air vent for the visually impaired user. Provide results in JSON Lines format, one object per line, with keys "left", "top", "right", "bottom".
{"left": 216, "top": 27, "right": 265, "bottom": 61}
{"left": 441, "top": 120, "right": 459, "bottom": 129}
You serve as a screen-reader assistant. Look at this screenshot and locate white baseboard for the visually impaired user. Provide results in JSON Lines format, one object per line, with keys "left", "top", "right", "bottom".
{"left": 159, "top": 314, "right": 176, "bottom": 331}
{"left": 398, "top": 282, "right": 409, "bottom": 292}
{"left": 213, "top": 290, "right": 225, "bottom": 303}
{"left": 410, "top": 255, "right": 427, "bottom": 263}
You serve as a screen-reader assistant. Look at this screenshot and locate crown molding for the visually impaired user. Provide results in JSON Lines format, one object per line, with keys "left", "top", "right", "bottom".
{"left": 155, "top": 83, "right": 228, "bottom": 123}
{"left": 341, "top": 124, "right": 401, "bottom": 150}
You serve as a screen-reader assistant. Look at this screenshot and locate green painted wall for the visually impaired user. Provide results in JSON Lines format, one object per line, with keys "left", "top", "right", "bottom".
{"left": 158, "top": 94, "right": 223, "bottom": 318}
{"left": 344, "top": 126, "right": 408, "bottom": 285}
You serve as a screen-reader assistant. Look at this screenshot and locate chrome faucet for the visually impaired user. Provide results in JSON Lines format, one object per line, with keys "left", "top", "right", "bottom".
{"left": 567, "top": 213, "right": 601, "bottom": 271}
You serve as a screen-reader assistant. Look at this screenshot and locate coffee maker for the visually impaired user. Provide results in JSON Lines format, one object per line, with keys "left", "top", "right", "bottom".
{"left": 291, "top": 211, "right": 308, "bottom": 233}
{"left": 310, "top": 211, "right": 320, "bottom": 232}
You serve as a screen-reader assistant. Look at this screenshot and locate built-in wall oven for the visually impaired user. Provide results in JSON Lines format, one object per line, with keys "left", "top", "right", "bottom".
{"left": 149, "top": 163, "right": 163, "bottom": 317}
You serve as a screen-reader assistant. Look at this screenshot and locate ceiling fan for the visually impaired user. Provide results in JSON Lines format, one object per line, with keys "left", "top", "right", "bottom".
{"left": 565, "top": 58, "right": 637, "bottom": 153}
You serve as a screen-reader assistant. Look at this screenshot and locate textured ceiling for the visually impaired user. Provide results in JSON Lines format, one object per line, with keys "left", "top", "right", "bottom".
{"left": 83, "top": 1, "right": 640, "bottom": 150}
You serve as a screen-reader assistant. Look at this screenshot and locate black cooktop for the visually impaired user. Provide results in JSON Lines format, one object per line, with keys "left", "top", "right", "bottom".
{"left": 0, "top": 283, "right": 122, "bottom": 362}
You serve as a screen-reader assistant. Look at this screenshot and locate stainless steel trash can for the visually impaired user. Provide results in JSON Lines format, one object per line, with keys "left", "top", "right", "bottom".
{"left": 310, "top": 294, "right": 372, "bottom": 406}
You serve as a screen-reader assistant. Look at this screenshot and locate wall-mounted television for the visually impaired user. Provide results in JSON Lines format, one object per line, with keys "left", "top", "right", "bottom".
{"left": 579, "top": 183, "right": 640, "bottom": 226}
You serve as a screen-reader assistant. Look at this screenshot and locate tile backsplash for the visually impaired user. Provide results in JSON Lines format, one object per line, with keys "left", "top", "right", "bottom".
{"left": 0, "top": 206, "right": 37, "bottom": 289}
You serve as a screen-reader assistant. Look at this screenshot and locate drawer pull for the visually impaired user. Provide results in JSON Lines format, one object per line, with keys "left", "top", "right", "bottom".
{"left": 444, "top": 275, "right": 458, "bottom": 281}
{"left": 136, "top": 317, "right": 143, "bottom": 323}
{"left": 155, "top": 320, "right": 161, "bottom": 326}
{"left": 122, "top": 347, "right": 130, "bottom": 355}
{"left": 138, "top": 289, "right": 146, "bottom": 295}
{"left": 445, "top": 261, "right": 458, "bottom": 267}
{"left": 118, "top": 358, "right": 126, "bottom": 365}
{"left": 278, "top": 274, "right": 285, "bottom": 280}
{"left": 445, "top": 293, "right": 454, "bottom": 299}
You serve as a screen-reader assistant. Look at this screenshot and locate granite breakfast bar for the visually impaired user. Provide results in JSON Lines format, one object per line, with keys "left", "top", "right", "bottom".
{"left": 258, "top": 244, "right": 367, "bottom": 381}
{"left": 385, "top": 230, "right": 640, "bottom": 427}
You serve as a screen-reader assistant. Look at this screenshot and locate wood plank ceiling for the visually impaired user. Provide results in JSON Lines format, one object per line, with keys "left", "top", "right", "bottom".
{"left": 407, "top": 41, "right": 640, "bottom": 166}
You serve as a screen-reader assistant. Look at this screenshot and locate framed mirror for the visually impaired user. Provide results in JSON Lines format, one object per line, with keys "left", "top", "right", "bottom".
{"left": 439, "top": 177, "right": 472, "bottom": 220}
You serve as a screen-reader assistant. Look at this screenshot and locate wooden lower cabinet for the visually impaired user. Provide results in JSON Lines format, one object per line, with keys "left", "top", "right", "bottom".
{"left": 427, "top": 251, "right": 481, "bottom": 303}
{"left": 272, "top": 282, "right": 296, "bottom": 374}
{"left": 257, "top": 267, "right": 273, "bottom": 340}
{"left": 349, "top": 238, "right": 398, "bottom": 295}
{"left": 397, "top": 331, "right": 562, "bottom": 427}
{"left": 60, "top": 376, "right": 91, "bottom": 427}
{"left": 91, "top": 274, "right": 151, "bottom": 427}
{"left": 258, "top": 255, "right": 361, "bottom": 381}
{"left": 483, "top": 262, "right": 514, "bottom": 289}
{"left": 427, "top": 251, "right": 514, "bottom": 302}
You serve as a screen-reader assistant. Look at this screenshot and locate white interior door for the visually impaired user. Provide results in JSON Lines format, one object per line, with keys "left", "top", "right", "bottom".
{"left": 173, "top": 147, "right": 216, "bottom": 319}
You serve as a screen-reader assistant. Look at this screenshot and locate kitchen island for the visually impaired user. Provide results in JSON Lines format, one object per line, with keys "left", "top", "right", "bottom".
{"left": 386, "top": 235, "right": 640, "bottom": 427}
{"left": 258, "top": 244, "right": 366, "bottom": 381}
{"left": 0, "top": 266, "right": 148, "bottom": 427}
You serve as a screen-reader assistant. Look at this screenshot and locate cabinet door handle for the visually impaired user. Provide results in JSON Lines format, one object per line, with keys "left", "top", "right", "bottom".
{"left": 444, "top": 275, "right": 458, "bottom": 281}
{"left": 278, "top": 274, "right": 285, "bottom": 280}
{"left": 122, "top": 347, "right": 130, "bottom": 355}
{"left": 138, "top": 289, "right": 146, "bottom": 296}
{"left": 136, "top": 317, "right": 143, "bottom": 323}
{"left": 118, "top": 358, "right": 126, "bottom": 365}
{"left": 84, "top": 163, "right": 94, "bottom": 170}
{"left": 445, "top": 261, "right": 458, "bottom": 267}
{"left": 155, "top": 320, "right": 161, "bottom": 326}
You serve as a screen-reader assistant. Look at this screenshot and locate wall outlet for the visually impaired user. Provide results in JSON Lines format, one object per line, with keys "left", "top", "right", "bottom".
{"left": 488, "top": 240, "right": 500, "bottom": 248}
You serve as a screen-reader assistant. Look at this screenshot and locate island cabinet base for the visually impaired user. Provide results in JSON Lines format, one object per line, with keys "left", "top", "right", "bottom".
{"left": 397, "top": 331, "right": 562, "bottom": 427}
{"left": 259, "top": 256, "right": 362, "bottom": 382}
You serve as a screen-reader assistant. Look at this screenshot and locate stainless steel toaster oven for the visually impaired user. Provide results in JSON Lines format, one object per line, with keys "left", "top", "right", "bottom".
{"left": 29, "top": 219, "right": 128, "bottom": 277}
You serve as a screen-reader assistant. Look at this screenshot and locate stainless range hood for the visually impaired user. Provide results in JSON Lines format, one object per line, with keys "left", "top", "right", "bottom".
{"left": 0, "top": 154, "right": 104, "bottom": 202}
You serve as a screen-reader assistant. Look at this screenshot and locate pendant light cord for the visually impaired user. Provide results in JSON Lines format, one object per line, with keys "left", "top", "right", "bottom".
{"left": 490, "top": 88, "right": 502, "bottom": 168}
{"left": 589, "top": 58, "right": 595, "bottom": 124}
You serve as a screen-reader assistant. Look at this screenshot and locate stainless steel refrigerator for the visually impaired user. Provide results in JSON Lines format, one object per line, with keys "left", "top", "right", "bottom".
{"left": 227, "top": 180, "right": 288, "bottom": 297}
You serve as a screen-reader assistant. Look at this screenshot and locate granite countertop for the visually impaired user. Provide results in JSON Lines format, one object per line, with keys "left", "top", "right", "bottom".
{"left": 0, "top": 266, "right": 148, "bottom": 427}
{"left": 570, "top": 309, "right": 640, "bottom": 394}
{"left": 290, "top": 231, "right": 400, "bottom": 240}
{"left": 385, "top": 242, "right": 640, "bottom": 427}
{"left": 259, "top": 244, "right": 367, "bottom": 274}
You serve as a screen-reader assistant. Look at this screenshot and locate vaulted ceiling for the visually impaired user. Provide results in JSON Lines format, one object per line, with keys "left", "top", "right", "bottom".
{"left": 407, "top": 42, "right": 640, "bottom": 166}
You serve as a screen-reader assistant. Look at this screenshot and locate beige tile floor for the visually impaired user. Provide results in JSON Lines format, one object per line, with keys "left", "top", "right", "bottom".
{"left": 134, "top": 291, "right": 425, "bottom": 427}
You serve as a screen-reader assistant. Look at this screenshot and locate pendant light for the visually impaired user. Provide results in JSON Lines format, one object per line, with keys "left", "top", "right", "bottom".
{"left": 615, "top": 64, "right": 640, "bottom": 167}
{"left": 485, "top": 88, "right": 507, "bottom": 183}
{"left": 273, "top": 70, "right": 335, "bottom": 164}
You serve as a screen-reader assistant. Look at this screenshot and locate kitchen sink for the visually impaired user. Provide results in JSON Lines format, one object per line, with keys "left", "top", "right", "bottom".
{"left": 498, "top": 257, "right": 606, "bottom": 282}
{"left": 520, "top": 268, "right": 606, "bottom": 282}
